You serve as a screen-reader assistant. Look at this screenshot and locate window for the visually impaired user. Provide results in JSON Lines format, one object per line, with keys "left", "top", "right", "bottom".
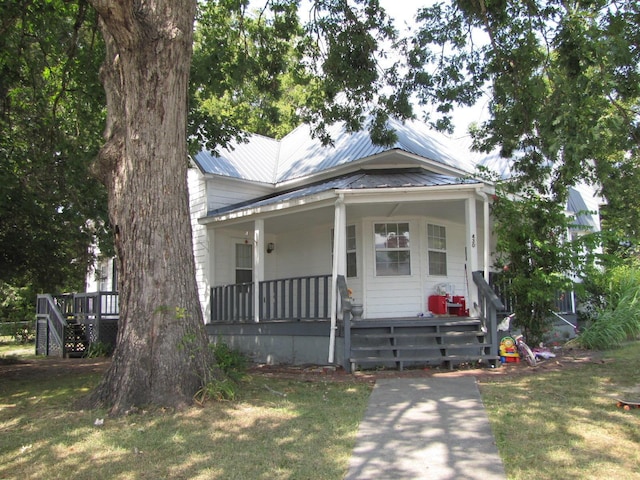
{"left": 375, "top": 222, "right": 411, "bottom": 276}
{"left": 346, "top": 225, "right": 357, "bottom": 278}
{"left": 235, "top": 243, "right": 253, "bottom": 284}
{"left": 331, "top": 225, "right": 357, "bottom": 278}
{"left": 428, "top": 224, "right": 447, "bottom": 276}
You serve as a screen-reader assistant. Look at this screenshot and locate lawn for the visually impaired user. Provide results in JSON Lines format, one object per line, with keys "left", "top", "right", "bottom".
{"left": 479, "top": 342, "right": 640, "bottom": 480}
{"left": 1, "top": 340, "right": 639, "bottom": 480}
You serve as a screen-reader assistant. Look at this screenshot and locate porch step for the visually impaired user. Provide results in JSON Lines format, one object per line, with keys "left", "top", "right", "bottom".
{"left": 350, "top": 354, "right": 498, "bottom": 372}
{"left": 348, "top": 317, "right": 498, "bottom": 371}
{"left": 354, "top": 331, "right": 485, "bottom": 340}
{"left": 351, "top": 342, "right": 488, "bottom": 352}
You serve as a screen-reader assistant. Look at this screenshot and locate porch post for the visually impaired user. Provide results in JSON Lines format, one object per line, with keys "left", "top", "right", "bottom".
{"left": 329, "top": 195, "right": 346, "bottom": 363}
{"left": 254, "top": 219, "right": 264, "bottom": 323}
{"left": 465, "top": 196, "right": 480, "bottom": 316}
{"left": 483, "top": 194, "right": 490, "bottom": 282}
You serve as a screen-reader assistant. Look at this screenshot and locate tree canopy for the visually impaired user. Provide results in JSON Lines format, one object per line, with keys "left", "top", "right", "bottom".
{"left": 0, "top": 0, "right": 109, "bottom": 294}
{"left": 406, "top": 0, "right": 640, "bottom": 253}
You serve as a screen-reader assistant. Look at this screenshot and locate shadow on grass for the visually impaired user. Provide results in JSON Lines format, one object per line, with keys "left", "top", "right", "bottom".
{"left": 0, "top": 366, "right": 371, "bottom": 480}
{"left": 479, "top": 343, "right": 640, "bottom": 480}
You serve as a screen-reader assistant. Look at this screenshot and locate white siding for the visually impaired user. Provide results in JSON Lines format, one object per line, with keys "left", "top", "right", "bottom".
{"left": 188, "top": 167, "right": 211, "bottom": 322}
{"left": 206, "top": 177, "right": 272, "bottom": 212}
{"left": 354, "top": 215, "right": 483, "bottom": 319}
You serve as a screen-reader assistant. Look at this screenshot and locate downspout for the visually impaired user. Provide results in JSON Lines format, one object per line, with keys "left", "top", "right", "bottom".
{"left": 328, "top": 194, "right": 345, "bottom": 363}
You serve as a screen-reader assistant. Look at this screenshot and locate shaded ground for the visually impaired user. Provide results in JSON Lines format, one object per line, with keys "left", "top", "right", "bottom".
{"left": 0, "top": 345, "right": 603, "bottom": 384}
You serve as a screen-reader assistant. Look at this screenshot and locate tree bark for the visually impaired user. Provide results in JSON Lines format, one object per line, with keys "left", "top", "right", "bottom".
{"left": 87, "top": 0, "right": 216, "bottom": 414}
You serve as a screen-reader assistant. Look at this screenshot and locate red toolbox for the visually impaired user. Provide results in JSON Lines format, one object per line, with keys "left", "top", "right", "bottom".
{"left": 428, "top": 295, "right": 448, "bottom": 314}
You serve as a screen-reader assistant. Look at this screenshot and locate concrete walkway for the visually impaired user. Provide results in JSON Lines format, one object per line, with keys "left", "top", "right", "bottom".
{"left": 345, "top": 376, "right": 506, "bottom": 480}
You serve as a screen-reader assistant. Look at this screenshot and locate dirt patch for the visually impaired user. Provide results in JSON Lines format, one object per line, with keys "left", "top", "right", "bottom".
{"left": 0, "top": 346, "right": 602, "bottom": 385}
{"left": 247, "top": 345, "right": 604, "bottom": 383}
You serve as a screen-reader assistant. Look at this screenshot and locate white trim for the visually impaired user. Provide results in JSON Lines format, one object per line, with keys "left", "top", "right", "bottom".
{"left": 329, "top": 195, "right": 346, "bottom": 363}
{"left": 253, "top": 219, "right": 264, "bottom": 323}
{"left": 465, "top": 195, "right": 479, "bottom": 316}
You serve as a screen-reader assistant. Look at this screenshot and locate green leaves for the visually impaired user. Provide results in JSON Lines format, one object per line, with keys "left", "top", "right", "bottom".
{"left": 0, "top": 0, "right": 109, "bottom": 292}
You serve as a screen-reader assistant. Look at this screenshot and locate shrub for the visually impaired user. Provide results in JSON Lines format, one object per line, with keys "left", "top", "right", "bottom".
{"left": 577, "top": 264, "right": 640, "bottom": 349}
{"left": 210, "top": 340, "right": 248, "bottom": 382}
{"left": 192, "top": 340, "right": 248, "bottom": 405}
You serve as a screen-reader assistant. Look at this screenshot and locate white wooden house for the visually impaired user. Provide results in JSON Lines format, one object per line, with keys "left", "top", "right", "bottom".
{"left": 187, "top": 118, "right": 503, "bottom": 371}
{"left": 74, "top": 118, "right": 598, "bottom": 370}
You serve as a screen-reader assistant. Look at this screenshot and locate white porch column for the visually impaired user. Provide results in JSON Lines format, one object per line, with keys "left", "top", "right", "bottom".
{"left": 329, "top": 195, "right": 346, "bottom": 363}
{"left": 483, "top": 194, "right": 490, "bottom": 282}
{"left": 465, "top": 196, "right": 480, "bottom": 316}
{"left": 253, "top": 219, "right": 264, "bottom": 323}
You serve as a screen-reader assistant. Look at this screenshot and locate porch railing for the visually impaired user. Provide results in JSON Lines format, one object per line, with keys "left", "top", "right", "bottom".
{"left": 210, "top": 274, "right": 332, "bottom": 323}
{"left": 36, "top": 294, "right": 68, "bottom": 357}
{"left": 36, "top": 292, "right": 119, "bottom": 356}
{"left": 472, "top": 271, "right": 504, "bottom": 359}
{"left": 489, "top": 271, "right": 576, "bottom": 315}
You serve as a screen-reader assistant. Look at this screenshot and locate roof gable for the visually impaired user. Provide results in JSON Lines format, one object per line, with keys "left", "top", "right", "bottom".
{"left": 193, "top": 118, "right": 479, "bottom": 185}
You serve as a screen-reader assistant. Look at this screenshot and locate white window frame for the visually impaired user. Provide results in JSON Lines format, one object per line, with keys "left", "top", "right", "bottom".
{"left": 427, "top": 223, "right": 447, "bottom": 276}
{"left": 331, "top": 225, "right": 358, "bottom": 278}
{"left": 374, "top": 222, "right": 411, "bottom": 277}
{"left": 235, "top": 242, "right": 253, "bottom": 285}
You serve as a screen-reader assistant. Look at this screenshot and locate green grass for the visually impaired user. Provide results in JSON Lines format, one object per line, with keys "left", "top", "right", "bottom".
{"left": 479, "top": 342, "right": 640, "bottom": 480}
{"left": 0, "top": 336, "right": 36, "bottom": 361}
{"left": 2, "top": 341, "right": 639, "bottom": 480}
{"left": 0, "top": 351, "right": 371, "bottom": 480}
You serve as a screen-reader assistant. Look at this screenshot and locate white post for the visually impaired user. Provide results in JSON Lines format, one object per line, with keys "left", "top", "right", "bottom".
{"left": 329, "top": 195, "right": 346, "bottom": 363}
{"left": 253, "top": 219, "right": 264, "bottom": 323}
{"left": 465, "top": 196, "right": 479, "bottom": 316}
{"left": 483, "top": 194, "right": 490, "bottom": 282}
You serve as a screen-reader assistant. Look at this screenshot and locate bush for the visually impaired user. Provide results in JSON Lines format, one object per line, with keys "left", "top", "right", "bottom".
{"left": 210, "top": 340, "right": 248, "bottom": 382}
{"left": 576, "top": 264, "right": 640, "bottom": 349}
{"left": 193, "top": 341, "right": 248, "bottom": 405}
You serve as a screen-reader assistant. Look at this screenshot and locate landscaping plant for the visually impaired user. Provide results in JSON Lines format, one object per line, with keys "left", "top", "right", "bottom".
{"left": 576, "top": 262, "right": 640, "bottom": 349}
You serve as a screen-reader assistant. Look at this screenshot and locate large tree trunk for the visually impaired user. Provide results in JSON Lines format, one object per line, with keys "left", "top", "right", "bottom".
{"left": 88, "top": 0, "right": 215, "bottom": 414}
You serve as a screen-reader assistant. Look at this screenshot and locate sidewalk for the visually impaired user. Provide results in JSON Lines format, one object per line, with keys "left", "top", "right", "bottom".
{"left": 345, "top": 376, "right": 506, "bottom": 480}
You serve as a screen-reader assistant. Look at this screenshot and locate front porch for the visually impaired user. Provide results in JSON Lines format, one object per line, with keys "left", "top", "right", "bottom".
{"left": 207, "top": 273, "right": 504, "bottom": 372}
{"left": 35, "top": 274, "right": 507, "bottom": 372}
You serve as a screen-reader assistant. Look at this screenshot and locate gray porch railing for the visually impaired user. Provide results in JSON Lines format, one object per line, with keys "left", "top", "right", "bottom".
{"left": 36, "top": 294, "right": 68, "bottom": 357}
{"left": 210, "top": 274, "right": 332, "bottom": 323}
{"left": 36, "top": 292, "right": 119, "bottom": 356}
{"left": 488, "top": 271, "right": 576, "bottom": 315}
{"left": 472, "top": 271, "right": 504, "bottom": 359}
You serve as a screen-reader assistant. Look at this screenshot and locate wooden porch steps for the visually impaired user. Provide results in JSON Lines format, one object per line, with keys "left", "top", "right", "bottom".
{"left": 348, "top": 317, "right": 498, "bottom": 371}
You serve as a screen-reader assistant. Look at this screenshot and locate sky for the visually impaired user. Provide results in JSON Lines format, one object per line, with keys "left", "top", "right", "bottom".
{"left": 377, "top": 0, "right": 490, "bottom": 136}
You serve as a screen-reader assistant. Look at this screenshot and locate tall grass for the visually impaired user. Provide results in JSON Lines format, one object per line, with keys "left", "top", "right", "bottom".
{"left": 577, "top": 265, "right": 640, "bottom": 349}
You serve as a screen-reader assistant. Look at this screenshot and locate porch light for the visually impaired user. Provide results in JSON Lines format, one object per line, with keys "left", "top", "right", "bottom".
{"left": 267, "top": 242, "right": 275, "bottom": 253}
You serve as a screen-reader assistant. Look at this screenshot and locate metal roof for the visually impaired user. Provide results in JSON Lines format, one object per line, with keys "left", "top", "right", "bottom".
{"left": 193, "top": 118, "right": 479, "bottom": 184}
{"left": 568, "top": 186, "right": 600, "bottom": 230}
{"left": 207, "top": 169, "right": 478, "bottom": 218}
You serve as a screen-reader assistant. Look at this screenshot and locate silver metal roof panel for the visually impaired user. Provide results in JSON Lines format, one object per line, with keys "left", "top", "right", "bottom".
{"left": 206, "top": 169, "right": 477, "bottom": 218}
{"left": 193, "top": 118, "right": 481, "bottom": 184}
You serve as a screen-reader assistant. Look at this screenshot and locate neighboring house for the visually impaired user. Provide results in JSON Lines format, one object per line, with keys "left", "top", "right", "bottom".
{"left": 69, "top": 118, "right": 597, "bottom": 370}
